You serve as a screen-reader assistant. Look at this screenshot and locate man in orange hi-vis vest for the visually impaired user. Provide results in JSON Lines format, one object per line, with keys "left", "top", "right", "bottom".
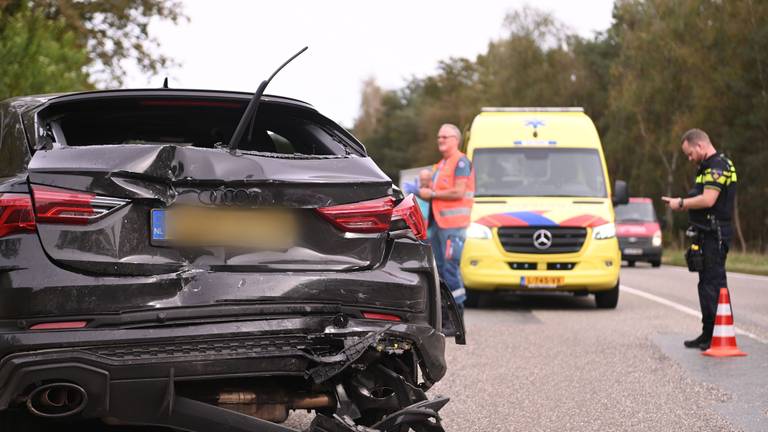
{"left": 419, "top": 123, "right": 475, "bottom": 313}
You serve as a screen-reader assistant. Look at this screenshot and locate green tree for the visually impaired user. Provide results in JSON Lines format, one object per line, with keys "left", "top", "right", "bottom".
{"left": 353, "top": 2, "right": 768, "bottom": 250}
{"left": 1, "top": 0, "right": 184, "bottom": 87}
{"left": 0, "top": 3, "right": 91, "bottom": 100}
{"left": 604, "top": 0, "right": 768, "bottom": 251}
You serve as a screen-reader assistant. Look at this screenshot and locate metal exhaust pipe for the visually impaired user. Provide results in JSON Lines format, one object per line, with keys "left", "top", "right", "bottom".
{"left": 27, "top": 383, "right": 88, "bottom": 418}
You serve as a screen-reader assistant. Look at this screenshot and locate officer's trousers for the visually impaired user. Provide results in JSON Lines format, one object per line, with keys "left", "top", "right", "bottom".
{"left": 697, "top": 232, "right": 730, "bottom": 336}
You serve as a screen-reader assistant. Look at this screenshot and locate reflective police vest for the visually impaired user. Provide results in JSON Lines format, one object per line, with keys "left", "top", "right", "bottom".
{"left": 431, "top": 152, "right": 475, "bottom": 228}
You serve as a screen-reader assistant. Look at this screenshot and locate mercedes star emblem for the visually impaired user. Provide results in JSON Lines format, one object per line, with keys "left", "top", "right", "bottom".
{"left": 533, "top": 229, "right": 553, "bottom": 250}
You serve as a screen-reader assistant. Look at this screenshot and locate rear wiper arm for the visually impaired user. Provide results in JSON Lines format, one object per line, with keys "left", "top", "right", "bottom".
{"left": 228, "top": 46, "right": 308, "bottom": 154}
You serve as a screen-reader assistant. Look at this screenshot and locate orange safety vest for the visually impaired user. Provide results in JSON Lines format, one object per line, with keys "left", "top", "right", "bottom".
{"left": 431, "top": 151, "right": 475, "bottom": 228}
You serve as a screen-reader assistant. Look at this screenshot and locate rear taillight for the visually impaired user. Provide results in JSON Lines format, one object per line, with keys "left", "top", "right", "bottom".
{"left": 0, "top": 193, "right": 36, "bottom": 238}
{"left": 32, "top": 185, "right": 128, "bottom": 224}
{"left": 391, "top": 194, "right": 427, "bottom": 240}
{"left": 316, "top": 196, "right": 395, "bottom": 233}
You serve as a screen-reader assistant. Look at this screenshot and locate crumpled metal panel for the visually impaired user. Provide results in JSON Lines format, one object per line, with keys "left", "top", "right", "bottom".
{"left": 0, "top": 234, "right": 432, "bottom": 317}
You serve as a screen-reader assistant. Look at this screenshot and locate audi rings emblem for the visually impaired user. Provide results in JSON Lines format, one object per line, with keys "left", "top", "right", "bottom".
{"left": 198, "top": 188, "right": 263, "bottom": 206}
{"left": 532, "top": 229, "right": 553, "bottom": 250}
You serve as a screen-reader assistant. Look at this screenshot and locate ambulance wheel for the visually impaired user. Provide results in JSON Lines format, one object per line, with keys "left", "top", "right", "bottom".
{"left": 595, "top": 282, "right": 619, "bottom": 309}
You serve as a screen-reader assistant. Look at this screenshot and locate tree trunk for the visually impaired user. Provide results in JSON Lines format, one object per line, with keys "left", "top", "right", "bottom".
{"left": 733, "top": 194, "right": 747, "bottom": 253}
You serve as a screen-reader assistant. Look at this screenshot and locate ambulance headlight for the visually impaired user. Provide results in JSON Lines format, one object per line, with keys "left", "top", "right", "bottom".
{"left": 592, "top": 223, "right": 616, "bottom": 240}
{"left": 466, "top": 223, "right": 492, "bottom": 239}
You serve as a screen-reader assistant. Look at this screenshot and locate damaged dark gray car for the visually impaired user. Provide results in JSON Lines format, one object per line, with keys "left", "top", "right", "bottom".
{"left": 0, "top": 82, "right": 465, "bottom": 432}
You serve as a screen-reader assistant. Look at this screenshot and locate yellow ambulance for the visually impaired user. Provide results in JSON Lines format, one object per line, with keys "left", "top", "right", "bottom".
{"left": 461, "top": 107, "right": 628, "bottom": 308}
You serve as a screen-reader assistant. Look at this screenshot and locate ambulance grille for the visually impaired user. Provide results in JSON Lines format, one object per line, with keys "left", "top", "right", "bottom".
{"left": 497, "top": 226, "right": 587, "bottom": 254}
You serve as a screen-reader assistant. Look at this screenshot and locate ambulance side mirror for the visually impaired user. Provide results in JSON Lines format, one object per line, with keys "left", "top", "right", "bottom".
{"left": 612, "top": 180, "right": 629, "bottom": 206}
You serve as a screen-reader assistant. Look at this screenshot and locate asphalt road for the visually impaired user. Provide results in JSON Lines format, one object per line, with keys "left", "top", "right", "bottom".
{"left": 424, "top": 263, "right": 768, "bottom": 432}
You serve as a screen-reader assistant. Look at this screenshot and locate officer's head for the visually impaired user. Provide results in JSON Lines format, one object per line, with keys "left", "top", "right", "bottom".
{"left": 680, "top": 128, "right": 714, "bottom": 163}
{"left": 437, "top": 124, "right": 462, "bottom": 158}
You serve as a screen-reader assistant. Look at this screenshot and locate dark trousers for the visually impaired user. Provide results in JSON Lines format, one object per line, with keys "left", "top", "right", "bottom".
{"left": 697, "top": 232, "right": 730, "bottom": 336}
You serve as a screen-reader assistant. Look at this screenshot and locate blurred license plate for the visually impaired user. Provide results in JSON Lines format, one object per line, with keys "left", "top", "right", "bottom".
{"left": 151, "top": 207, "right": 296, "bottom": 249}
{"left": 624, "top": 248, "right": 643, "bottom": 255}
{"left": 521, "top": 276, "right": 564, "bottom": 288}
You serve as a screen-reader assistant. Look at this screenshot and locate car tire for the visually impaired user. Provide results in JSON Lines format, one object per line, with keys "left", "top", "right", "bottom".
{"left": 464, "top": 289, "right": 481, "bottom": 308}
{"left": 627, "top": 260, "right": 635, "bottom": 267}
{"left": 651, "top": 259, "right": 661, "bottom": 268}
{"left": 595, "top": 282, "right": 619, "bottom": 309}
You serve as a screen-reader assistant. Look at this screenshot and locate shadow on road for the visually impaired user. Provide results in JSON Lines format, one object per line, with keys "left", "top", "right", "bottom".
{"left": 471, "top": 292, "right": 597, "bottom": 312}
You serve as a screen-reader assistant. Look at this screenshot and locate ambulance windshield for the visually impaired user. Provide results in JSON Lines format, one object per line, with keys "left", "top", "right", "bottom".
{"left": 473, "top": 147, "right": 607, "bottom": 198}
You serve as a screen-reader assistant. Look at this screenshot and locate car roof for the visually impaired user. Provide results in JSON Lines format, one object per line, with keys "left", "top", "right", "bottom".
{"left": 1, "top": 88, "right": 316, "bottom": 115}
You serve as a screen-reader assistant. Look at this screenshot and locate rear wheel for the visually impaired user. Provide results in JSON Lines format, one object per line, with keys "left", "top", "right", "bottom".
{"left": 595, "top": 282, "right": 619, "bottom": 309}
{"left": 627, "top": 260, "right": 635, "bottom": 267}
{"left": 651, "top": 259, "right": 661, "bottom": 268}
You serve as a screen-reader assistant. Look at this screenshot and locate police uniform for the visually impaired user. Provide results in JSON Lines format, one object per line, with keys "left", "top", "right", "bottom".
{"left": 687, "top": 153, "right": 737, "bottom": 342}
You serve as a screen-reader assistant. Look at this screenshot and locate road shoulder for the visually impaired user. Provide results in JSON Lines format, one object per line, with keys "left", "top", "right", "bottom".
{"left": 653, "top": 334, "right": 768, "bottom": 432}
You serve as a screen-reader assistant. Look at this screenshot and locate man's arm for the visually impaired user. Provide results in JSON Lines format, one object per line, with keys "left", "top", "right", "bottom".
{"left": 661, "top": 188, "right": 720, "bottom": 211}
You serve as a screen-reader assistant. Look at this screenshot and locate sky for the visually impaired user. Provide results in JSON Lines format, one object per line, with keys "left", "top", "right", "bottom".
{"left": 125, "top": 0, "right": 615, "bottom": 127}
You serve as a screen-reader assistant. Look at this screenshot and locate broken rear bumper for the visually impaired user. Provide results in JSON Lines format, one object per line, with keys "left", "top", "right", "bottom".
{"left": 0, "top": 316, "right": 446, "bottom": 431}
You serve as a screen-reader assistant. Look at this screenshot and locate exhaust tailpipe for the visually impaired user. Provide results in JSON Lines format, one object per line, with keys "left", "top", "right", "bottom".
{"left": 27, "top": 383, "right": 88, "bottom": 418}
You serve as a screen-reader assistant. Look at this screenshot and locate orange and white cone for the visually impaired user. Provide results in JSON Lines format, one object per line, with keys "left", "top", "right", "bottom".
{"left": 703, "top": 287, "right": 747, "bottom": 357}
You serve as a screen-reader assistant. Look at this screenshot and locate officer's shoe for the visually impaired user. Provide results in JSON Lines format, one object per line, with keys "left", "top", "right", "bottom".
{"left": 698, "top": 338, "right": 712, "bottom": 351}
{"left": 684, "top": 333, "right": 706, "bottom": 348}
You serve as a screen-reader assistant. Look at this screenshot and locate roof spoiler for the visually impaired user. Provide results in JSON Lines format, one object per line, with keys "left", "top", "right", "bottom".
{"left": 481, "top": 107, "right": 584, "bottom": 112}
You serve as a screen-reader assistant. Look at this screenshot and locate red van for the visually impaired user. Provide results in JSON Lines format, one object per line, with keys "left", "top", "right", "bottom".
{"left": 614, "top": 197, "right": 663, "bottom": 267}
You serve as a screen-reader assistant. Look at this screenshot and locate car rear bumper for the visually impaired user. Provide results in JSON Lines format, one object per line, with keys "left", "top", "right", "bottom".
{"left": 0, "top": 316, "right": 446, "bottom": 429}
{"left": 618, "top": 236, "right": 662, "bottom": 262}
{"left": 619, "top": 246, "right": 662, "bottom": 262}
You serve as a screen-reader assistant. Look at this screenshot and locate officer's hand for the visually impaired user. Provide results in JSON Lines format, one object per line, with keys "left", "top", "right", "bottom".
{"left": 419, "top": 188, "right": 433, "bottom": 200}
{"left": 661, "top": 196, "right": 681, "bottom": 211}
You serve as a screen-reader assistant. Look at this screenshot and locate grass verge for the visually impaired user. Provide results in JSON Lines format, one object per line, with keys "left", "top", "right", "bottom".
{"left": 663, "top": 247, "right": 768, "bottom": 276}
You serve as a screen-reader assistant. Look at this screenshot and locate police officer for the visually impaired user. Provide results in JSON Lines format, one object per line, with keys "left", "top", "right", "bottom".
{"left": 662, "top": 129, "right": 737, "bottom": 351}
{"left": 419, "top": 123, "right": 475, "bottom": 314}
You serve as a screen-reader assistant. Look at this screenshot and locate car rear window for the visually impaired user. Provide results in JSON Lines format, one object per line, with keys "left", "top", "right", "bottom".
{"left": 38, "top": 96, "right": 358, "bottom": 157}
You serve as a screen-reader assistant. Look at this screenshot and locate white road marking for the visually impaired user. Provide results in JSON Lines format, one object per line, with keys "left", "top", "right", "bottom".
{"left": 621, "top": 284, "right": 768, "bottom": 344}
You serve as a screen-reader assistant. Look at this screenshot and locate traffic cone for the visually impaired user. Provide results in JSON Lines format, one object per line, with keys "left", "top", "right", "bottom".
{"left": 703, "top": 287, "right": 747, "bottom": 357}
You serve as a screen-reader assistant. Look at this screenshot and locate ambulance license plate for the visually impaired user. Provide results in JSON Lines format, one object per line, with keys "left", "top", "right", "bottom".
{"left": 521, "top": 276, "right": 564, "bottom": 288}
